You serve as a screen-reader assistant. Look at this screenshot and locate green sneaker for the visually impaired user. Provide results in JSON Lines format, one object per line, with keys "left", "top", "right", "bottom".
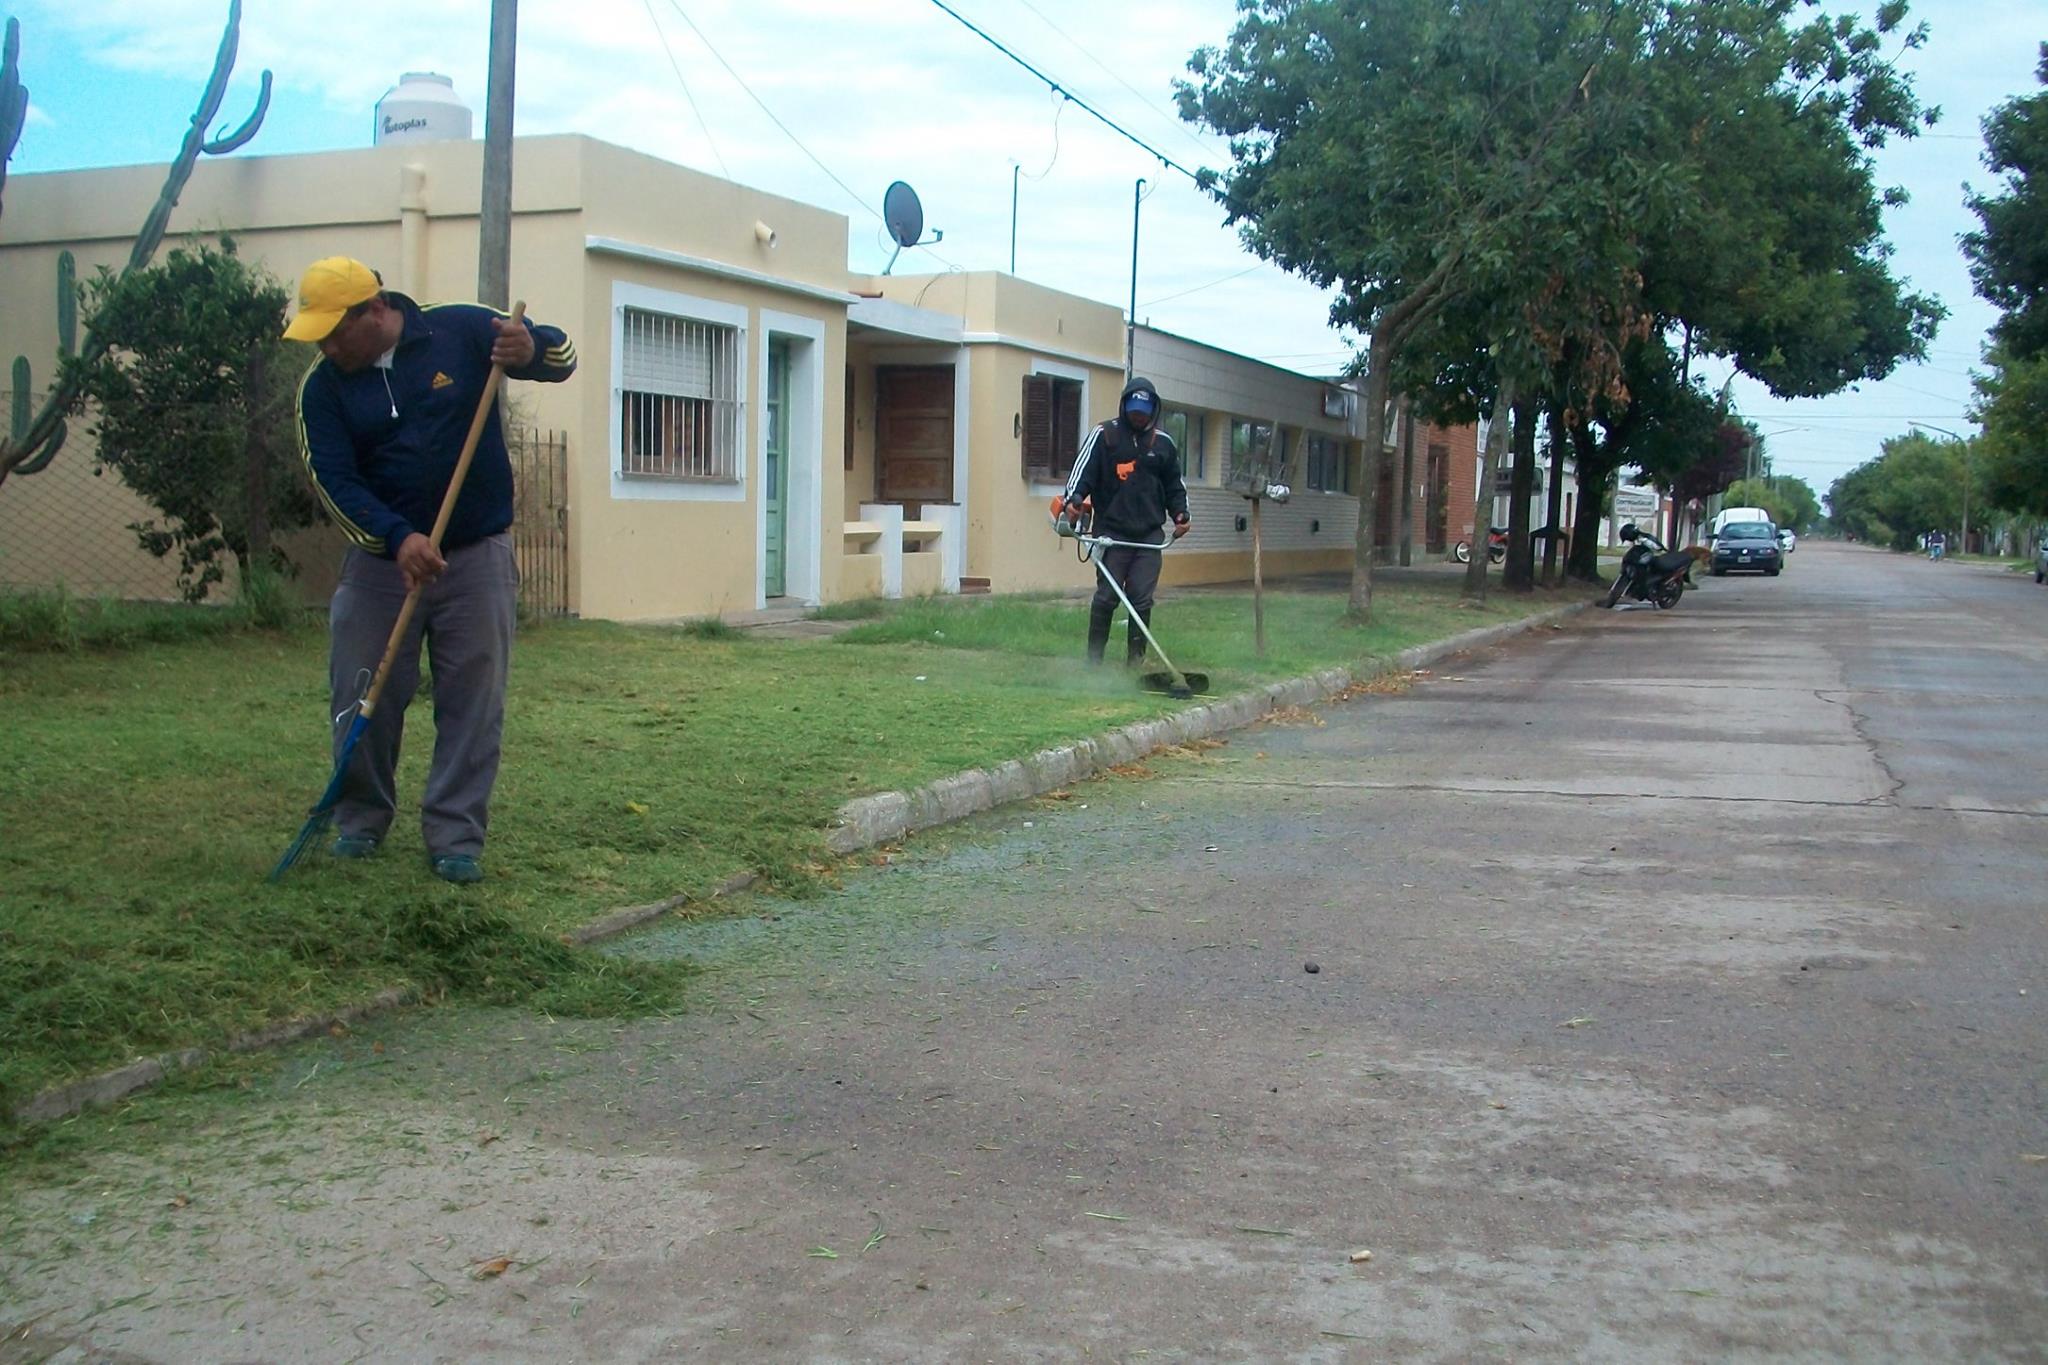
{"left": 429, "top": 853, "right": 483, "bottom": 885}
{"left": 331, "top": 833, "right": 381, "bottom": 860}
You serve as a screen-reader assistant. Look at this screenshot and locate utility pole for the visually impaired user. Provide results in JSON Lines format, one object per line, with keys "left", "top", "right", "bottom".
{"left": 477, "top": 0, "right": 518, "bottom": 309}
{"left": 1126, "top": 177, "right": 1144, "bottom": 384}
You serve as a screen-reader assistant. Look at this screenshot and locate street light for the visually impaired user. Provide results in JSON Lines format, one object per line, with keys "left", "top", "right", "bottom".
{"left": 1911, "top": 421, "right": 1970, "bottom": 555}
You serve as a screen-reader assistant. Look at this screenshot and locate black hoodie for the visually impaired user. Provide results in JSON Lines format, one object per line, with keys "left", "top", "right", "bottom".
{"left": 1061, "top": 376, "right": 1190, "bottom": 539}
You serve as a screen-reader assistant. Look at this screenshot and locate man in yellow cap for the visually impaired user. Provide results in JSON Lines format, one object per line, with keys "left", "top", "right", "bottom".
{"left": 287, "top": 257, "right": 577, "bottom": 883}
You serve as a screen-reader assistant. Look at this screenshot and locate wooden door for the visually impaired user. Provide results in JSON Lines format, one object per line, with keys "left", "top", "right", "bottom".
{"left": 876, "top": 365, "right": 954, "bottom": 506}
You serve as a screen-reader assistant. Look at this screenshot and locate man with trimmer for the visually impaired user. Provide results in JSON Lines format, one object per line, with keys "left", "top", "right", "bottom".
{"left": 285, "top": 257, "right": 576, "bottom": 884}
{"left": 1055, "top": 377, "right": 1191, "bottom": 665}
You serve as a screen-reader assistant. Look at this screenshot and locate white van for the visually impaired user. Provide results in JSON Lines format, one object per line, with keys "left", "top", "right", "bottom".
{"left": 1709, "top": 507, "right": 1774, "bottom": 540}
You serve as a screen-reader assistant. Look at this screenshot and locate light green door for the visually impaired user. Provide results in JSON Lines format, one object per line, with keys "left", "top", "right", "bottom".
{"left": 764, "top": 339, "right": 790, "bottom": 598}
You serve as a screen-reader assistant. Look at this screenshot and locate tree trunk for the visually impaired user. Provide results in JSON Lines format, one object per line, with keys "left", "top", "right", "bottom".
{"left": 1565, "top": 418, "right": 1609, "bottom": 582}
{"left": 1462, "top": 373, "right": 1517, "bottom": 605}
{"left": 1503, "top": 396, "right": 1538, "bottom": 592}
{"left": 1541, "top": 403, "right": 1566, "bottom": 585}
{"left": 1251, "top": 494, "right": 1266, "bottom": 658}
{"left": 1347, "top": 252, "right": 1459, "bottom": 618}
{"left": 1348, "top": 333, "right": 1393, "bottom": 619}
{"left": 1397, "top": 397, "right": 1415, "bottom": 567}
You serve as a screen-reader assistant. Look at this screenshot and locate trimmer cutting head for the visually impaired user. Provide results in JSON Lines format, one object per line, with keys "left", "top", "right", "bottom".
{"left": 1141, "top": 670, "right": 1209, "bottom": 698}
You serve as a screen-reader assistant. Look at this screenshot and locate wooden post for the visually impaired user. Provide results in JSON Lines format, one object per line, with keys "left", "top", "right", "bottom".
{"left": 477, "top": 0, "right": 517, "bottom": 309}
{"left": 1251, "top": 494, "right": 1266, "bottom": 658}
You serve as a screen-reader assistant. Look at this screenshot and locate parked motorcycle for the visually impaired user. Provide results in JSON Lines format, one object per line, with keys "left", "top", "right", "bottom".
{"left": 1600, "top": 523, "right": 1695, "bottom": 610}
{"left": 1452, "top": 526, "right": 1508, "bottom": 564}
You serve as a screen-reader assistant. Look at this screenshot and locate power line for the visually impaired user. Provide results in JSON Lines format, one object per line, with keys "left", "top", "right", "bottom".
{"left": 661, "top": 0, "right": 958, "bottom": 269}
{"left": 1010, "top": 0, "right": 1222, "bottom": 162}
{"left": 662, "top": 0, "right": 879, "bottom": 220}
{"left": 642, "top": 0, "right": 729, "bottom": 178}
{"left": 925, "top": 0, "right": 1203, "bottom": 182}
{"left": 1140, "top": 263, "right": 1266, "bottom": 309}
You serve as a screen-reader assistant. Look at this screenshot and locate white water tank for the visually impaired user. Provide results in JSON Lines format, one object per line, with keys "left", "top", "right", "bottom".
{"left": 374, "top": 72, "right": 472, "bottom": 146}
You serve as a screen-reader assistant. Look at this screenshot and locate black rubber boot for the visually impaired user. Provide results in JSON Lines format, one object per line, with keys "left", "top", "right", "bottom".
{"left": 1087, "top": 602, "right": 1114, "bottom": 664}
{"left": 1126, "top": 612, "right": 1151, "bottom": 668}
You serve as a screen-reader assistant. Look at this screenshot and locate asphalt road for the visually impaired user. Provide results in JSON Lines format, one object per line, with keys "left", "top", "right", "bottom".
{"left": 5, "top": 542, "right": 2044, "bottom": 1362}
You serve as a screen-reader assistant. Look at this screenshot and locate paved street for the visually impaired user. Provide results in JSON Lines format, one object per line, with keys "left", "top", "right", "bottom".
{"left": 5, "top": 543, "right": 2045, "bottom": 1362}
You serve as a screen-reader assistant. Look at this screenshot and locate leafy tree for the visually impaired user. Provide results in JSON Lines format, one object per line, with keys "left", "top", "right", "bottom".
{"left": 1973, "top": 349, "right": 2048, "bottom": 518}
{"left": 1963, "top": 48, "right": 2048, "bottom": 515}
{"left": 1826, "top": 431, "right": 1962, "bottom": 550}
{"left": 1964, "top": 45, "right": 2048, "bottom": 364}
{"left": 1180, "top": 0, "right": 1940, "bottom": 603}
{"left": 65, "top": 237, "right": 318, "bottom": 601}
{"left": 1723, "top": 475, "right": 1820, "bottom": 531}
{"left": 1179, "top": 0, "right": 1655, "bottom": 617}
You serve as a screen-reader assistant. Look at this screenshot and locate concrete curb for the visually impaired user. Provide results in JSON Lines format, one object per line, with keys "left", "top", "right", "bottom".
{"left": 10, "top": 987, "right": 421, "bottom": 1126}
{"left": 10, "top": 600, "right": 1583, "bottom": 1128}
{"left": 824, "top": 602, "right": 1586, "bottom": 855}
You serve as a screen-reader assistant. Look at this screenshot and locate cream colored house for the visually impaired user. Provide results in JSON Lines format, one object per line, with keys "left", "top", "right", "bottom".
{"left": 0, "top": 132, "right": 1384, "bottom": 620}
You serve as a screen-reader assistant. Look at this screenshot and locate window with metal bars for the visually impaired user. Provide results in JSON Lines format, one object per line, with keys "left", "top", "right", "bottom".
{"left": 618, "top": 307, "right": 742, "bottom": 482}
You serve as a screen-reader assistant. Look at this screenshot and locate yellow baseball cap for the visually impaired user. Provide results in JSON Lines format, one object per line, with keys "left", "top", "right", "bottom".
{"left": 282, "top": 257, "right": 381, "bottom": 341}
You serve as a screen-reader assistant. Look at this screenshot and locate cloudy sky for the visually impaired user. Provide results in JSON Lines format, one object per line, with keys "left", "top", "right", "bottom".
{"left": 7, "top": 0, "right": 2040, "bottom": 498}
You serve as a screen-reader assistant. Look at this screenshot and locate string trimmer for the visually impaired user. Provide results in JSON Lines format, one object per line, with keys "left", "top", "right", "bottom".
{"left": 1053, "top": 507, "right": 1209, "bottom": 698}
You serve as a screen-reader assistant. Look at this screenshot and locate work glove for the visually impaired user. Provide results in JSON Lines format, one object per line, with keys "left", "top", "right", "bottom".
{"left": 1171, "top": 515, "right": 1191, "bottom": 540}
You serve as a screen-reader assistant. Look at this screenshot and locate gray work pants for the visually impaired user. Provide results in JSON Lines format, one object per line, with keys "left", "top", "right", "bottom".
{"left": 328, "top": 533, "right": 518, "bottom": 857}
{"left": 1087, "top": 545, "right": 1163, "bottom": 665}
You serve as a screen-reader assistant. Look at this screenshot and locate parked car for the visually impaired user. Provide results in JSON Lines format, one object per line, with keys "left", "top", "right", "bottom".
{"left": 1708, "top": 506, "right": 1773, "bottom": 541}
{"left": 1777, "top": 528, "right": 1798, "bottom": 553}
{"left": 1710, "top": 521, "right": 1783, "bottom": 576}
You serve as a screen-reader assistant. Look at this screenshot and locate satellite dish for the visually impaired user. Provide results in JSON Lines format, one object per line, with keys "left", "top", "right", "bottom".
{"left": 883, "top": 181, "right": 924, "bottom": 249}
{"left": 881, "top": 180, "right": 942, "bottom": 275}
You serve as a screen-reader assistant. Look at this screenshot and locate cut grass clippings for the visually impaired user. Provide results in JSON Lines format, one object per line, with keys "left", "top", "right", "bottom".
{"left": 1, "top": 577, "right": 1567, "bottom": 1125}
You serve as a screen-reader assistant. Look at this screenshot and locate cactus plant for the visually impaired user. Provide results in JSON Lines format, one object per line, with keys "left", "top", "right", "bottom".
{"left": 0, "top": 3, "right": 268, "bottom": 488}
{"left": 0, "top": 17, "right": 26, "bottom": 221}
{"left": 57, "top": 250, "right": 75, "bottom": 356}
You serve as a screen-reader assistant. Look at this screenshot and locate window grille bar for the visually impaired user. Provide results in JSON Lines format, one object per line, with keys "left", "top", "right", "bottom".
{"left": 619, "top": 307, "right": 741, "bottom": 482}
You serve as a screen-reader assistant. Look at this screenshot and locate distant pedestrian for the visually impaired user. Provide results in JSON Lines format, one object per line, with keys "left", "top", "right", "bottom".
{"left": 285, "top": 257, "right": 578, "bottom": 883}
{"left": 1928, "top": 529, "right": 1947, "bottom": 562}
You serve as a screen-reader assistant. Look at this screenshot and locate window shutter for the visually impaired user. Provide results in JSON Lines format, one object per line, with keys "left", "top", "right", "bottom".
{"left": 1022, "top": 374, "right": 1053, "bottom": 481}
{"left": 1053, "top": 380, "right": 1082, "bottom": 481}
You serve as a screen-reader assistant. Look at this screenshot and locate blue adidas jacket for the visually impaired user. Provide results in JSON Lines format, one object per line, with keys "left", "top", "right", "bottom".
{"left": 296, "top": 293, "right": 576, "bottom": 557}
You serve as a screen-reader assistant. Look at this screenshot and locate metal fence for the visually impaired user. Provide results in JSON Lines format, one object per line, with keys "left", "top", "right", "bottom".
{"left": 0, "top": 394, "right": 573, "bottom": 617}
{"left": 508, "top": 425, "right": 570, "bottom": 619}
{"left": 0, "top": 392, "right": 201, "bottom": 599}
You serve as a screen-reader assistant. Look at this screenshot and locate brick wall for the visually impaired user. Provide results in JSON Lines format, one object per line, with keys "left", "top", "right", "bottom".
{"left": 1370, "top": 417, "right": 1481, "bottom": 558}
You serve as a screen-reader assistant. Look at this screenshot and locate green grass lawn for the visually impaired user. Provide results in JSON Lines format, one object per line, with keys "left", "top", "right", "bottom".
{"left": 0, "top": 577, "right": 1569, "bottom": 1118}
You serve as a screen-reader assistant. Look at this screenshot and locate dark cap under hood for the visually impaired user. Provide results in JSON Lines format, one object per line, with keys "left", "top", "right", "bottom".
{"left": 1120, "top": 376, "right": 1161, "bottom": 423}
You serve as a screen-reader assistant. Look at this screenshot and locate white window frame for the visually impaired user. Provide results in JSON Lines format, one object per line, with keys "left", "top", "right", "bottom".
{"left": 609, "top": 281, "right": 749, "bottom": 504}
{"left": 1163, "top": 407, "right": 1206, "bottom": 481}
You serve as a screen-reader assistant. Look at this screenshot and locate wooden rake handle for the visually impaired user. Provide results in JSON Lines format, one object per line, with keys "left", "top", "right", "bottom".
{"left": 357, "top": 301, "right": 527, "bottom": 720}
